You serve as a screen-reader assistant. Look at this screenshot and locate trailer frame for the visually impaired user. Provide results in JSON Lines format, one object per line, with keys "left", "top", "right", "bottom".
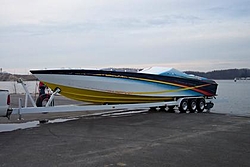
{"left": 10, "top": 79, "right": 215, "bottom": 120}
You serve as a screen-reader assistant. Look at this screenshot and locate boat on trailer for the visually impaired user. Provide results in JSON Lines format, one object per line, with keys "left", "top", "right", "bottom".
{"left": 30, "top": 67, "right": 218, "bottom": 113}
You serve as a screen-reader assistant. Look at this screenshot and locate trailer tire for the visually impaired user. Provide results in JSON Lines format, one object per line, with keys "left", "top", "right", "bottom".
{"left": 36, "top": 94, "right": 54, "bottom": 107}
{"left": 178, "top": 99, "right": 188, "bottom": 113}
{"left": 188, "top": 99, "right": 197, "bottom": 113}
{"left": 197, "top": 98, "right": 205, "bottom": 112}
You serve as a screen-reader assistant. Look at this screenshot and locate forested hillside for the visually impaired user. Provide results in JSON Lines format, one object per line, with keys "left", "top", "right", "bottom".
{"left": 1, "top": 68, "right": 250, "bottom": 81}
{"left": 0, "top": 72, "right": 37, "bottom": 81}
{"left": 185, "top": 69, "right": 250, "bottom": 80}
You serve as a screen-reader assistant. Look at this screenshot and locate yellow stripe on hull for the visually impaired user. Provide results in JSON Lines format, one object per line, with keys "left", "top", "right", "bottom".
{"left": 45, "top": 82, "right": 173, "bottom": 104}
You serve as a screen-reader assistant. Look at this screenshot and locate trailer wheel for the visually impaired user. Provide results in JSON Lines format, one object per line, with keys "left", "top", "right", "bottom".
{"left": 178, "top": 99, "right": 188, "bottom": 113}
{"left": 197, "top": 98, "right": 205, "bottom": 112}
{"left": 36, "top": 94, "right": 54, "bottom": 107}
{"left": 188, "top": 99, "right": 197, "bottom": 113}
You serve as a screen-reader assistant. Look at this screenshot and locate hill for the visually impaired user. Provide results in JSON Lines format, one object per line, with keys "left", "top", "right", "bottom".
{"left": 1, "top": 68, "right": 250, "bottom": 81}
{"left": 185, "top": 68, "right": 250, "bottom": 80}
{"left": 0, "top": 72, "right": 37, "bottom": 81}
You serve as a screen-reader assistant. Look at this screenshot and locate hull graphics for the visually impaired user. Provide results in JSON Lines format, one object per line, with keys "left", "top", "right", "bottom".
{"left": 43, "top": 82, "right": 175, "bottom": 104}
{"left": 31, "top": 69, "right": 218, "bottom": 104}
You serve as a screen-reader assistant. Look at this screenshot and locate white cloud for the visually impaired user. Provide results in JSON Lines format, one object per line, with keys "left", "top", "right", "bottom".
{"left": 0, "top": 0, "right": 250, "bottom": 74}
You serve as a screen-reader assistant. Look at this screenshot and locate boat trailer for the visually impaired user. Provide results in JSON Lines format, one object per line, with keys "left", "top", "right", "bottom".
{"left": 10, "top": 79, "right": 215, "bottom": 120}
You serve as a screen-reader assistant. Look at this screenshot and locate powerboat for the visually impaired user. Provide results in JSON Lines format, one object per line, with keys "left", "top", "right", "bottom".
{"left": 30, "top": 67, "right": 218, "bottom": 105}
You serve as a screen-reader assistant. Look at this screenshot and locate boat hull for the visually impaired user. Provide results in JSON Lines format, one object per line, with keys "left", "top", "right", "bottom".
{"left": 31, "top": 69, "right": 218, "bottom": 104}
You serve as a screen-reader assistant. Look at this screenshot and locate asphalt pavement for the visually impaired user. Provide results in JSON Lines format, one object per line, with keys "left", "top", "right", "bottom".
{"left": 0, "top": 110, "right": 250, "bottom": 167}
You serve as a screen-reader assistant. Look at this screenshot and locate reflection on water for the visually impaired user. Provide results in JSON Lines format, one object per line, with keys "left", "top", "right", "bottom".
{"left": 0, "top": 118, "right": 78, "bottom": 133}
{"left": 48, "top": 118, "right": 78, "bottom": 123}
{"left": 0, "top": 121, "right": 39, "bottom": 133}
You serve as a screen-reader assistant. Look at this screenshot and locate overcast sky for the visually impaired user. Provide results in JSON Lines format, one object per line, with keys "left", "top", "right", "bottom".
{"left": 0, "top": 0, "right": 250, "bottom": 74}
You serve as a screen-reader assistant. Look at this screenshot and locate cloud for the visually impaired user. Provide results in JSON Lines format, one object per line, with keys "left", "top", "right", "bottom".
{"left": 0, "top": 0, "right": 250, "bottom": 74}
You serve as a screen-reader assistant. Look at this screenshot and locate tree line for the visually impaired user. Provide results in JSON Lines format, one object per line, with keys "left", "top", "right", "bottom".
{"left": 185, "top": 68, "right": 250, "bottom": 80}
{"left": 1, "top": 68, "right": 250, "bottom": 81}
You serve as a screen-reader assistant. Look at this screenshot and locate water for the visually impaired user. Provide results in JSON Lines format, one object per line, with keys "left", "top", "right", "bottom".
{"left": 0, "top": 81, "right": 38, "bottom": 94}
{"left": 0, "top": 121, "right": 39, "bottom": 133}
{"left": 213, "top": 80, "right": 250, "bottom": 116}
{"left": 0, "top": 80, "right": 250, "bottom": 116}
{"left": 0, "top": 80, "right": 249, "bottom": 133}
{"left": 0, "top": 118, "right": 78, "bottom": 133}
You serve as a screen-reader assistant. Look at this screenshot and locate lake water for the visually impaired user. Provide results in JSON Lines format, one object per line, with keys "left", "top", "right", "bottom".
{"left": 0, "top": 80, "right": 250, "bottom": 116}
{"left": 0, "top": 81, "right": 39, "bottom": 94}
{"left": 213, "top": 80, "right": 250, "bottom": 117}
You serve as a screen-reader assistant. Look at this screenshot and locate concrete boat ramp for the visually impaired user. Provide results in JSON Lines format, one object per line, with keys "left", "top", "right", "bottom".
{"left": 0, "top": 95, "right": 250, "bottom": 166}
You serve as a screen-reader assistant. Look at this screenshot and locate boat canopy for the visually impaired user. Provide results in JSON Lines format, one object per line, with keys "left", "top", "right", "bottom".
{"left": 140, "top": 67, "right": 207, "bottom": 80}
